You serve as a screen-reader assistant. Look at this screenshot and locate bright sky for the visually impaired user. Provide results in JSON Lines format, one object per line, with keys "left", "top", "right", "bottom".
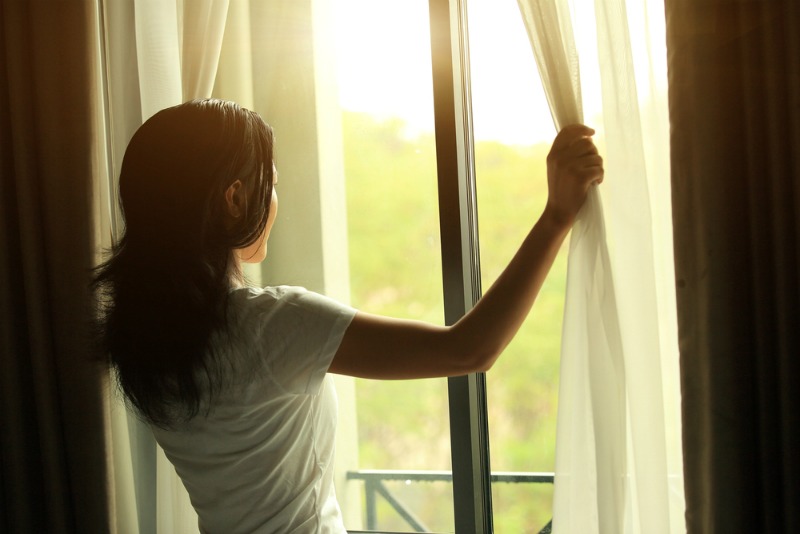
{"left": 332, "top": 0, "right": 666, "bottom": 145}
{"left": 333, "top": 0, "right": 557, "bottom": 144}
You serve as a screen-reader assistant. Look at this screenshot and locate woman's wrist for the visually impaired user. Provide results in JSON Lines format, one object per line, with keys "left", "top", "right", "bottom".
{"left": 540, "top": 202, "right": 575, "bottom": 234}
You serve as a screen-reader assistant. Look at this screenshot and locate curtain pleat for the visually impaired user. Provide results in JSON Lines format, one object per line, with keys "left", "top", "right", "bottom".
{"left": 517, "top": 0, "right": 684, "bottom": 531}
{"left": 133, "top": 0, "right": 183, "bottom": 120}
{"left": 213, "top": 0, "right": 255, "bottom": 109}
{"left": 182, "top": 0, "right": 230, "bottom": 100}
{"left": 516, "top": 3, "right": 627, "bottom": 531}
{"left": 666, "top": 1, "right": 800, "bottom": 532}
{"left": 516, "top": 0, "right": 582, "bottom": 125}
{"left": 0, "top": 1, "right": 111, "bottom": 532}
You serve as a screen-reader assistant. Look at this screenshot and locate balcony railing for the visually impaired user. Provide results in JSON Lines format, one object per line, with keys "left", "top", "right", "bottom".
{"left": 346, "top": 469, "right": 554, "bottom": 533}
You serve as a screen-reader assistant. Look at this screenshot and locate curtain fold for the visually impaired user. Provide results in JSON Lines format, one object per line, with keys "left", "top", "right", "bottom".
{"left": 0, "top": 0, "right": 111, "bottom": 532}
{"left": 516, "top": 0, "right": 582, "bottom": 125}
{"left": 516, "top": 0, "right": 684, "bottom": 532}
{"left": 133, "top": 0, "right": 183, "bottom": 120}
{"left": 182, "top": 0, "right": 231, "bottom": 100}
{"left": 665, "top": 1, "right": 800, "bottom": 532}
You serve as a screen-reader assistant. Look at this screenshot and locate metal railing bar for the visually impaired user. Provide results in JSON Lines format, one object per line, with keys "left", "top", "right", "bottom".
{"left": 347, "top": 469, "right": 555, "bottom": 484}
{"left": 365, "top": 478, "right": 378, "bottom": 531}
{"left": 348, "top": 470, "right": 453, "bottom": 482}
{"left": 491, "top": 472, "right": 555, "bottom": 484}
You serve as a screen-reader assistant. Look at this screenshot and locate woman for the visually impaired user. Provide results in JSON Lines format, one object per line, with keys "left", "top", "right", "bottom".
{"left": 93, "top": 98, "right": 603, "bottom": 533}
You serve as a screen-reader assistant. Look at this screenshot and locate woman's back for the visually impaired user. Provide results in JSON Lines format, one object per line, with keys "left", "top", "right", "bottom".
{"left": 151, "top": 286, "right": 355, "bottom": 533}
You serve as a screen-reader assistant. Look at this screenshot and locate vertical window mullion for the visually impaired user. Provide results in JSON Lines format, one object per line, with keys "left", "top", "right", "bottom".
{"left": 428, "top": 0, "right": 492, "bottom": 532}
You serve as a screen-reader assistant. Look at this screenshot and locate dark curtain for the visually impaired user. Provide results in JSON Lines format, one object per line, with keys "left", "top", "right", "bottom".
{"left": 0, "top": 1, "right": 111, "bottom": 532}
{"left": 666, "top": 1, "right": 799, "bottom": 533}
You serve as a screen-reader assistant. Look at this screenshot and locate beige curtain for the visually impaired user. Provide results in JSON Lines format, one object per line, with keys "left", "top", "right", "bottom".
{"left": 100, "top": 1, "right": 230, "bottom": 531}
{"left": 516, "top": 0, "right": 685, "bottom": 532}
{"left": 666, "top": 1, "right": 800, "bottom": 533}
{"left": 0, "top": 0, "right": 111, "bottom": 532}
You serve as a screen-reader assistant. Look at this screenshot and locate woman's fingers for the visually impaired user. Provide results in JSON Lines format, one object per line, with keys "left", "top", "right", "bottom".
{"left": 545, "top": 124, "right": 605, "bottom": 222}
{"left": 550, "top": 124, "right": 595, "bottom": 152}
{"left": 567, "top": 135, "right": 603, "bottom": 182}
{"left": 567, "top": 137, "right": 599, "bottom": 157}
{"left": 581, "top": 154, "right": 604, "bottom": 171}
{"left": 567, "top": 155, "right": 604, "bottom": 185}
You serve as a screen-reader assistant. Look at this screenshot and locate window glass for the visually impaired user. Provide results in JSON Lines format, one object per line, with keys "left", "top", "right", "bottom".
{"left": 334, "top": 1, "right": 455, "bottom": 531}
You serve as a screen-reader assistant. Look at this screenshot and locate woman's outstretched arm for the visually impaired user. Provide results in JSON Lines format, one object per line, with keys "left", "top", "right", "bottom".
{"left": 329, "top": 124, "right": 603, "bottom": 380}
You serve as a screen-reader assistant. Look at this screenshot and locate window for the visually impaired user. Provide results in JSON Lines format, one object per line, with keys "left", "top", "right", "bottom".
{"left": 102, "top": 0, "right": 678, "bottom": 528}
{"left": 209, "top": 0, "right": 675, "bottom": 532}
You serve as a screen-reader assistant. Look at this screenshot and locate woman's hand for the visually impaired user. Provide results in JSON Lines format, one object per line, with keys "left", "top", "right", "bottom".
{"left": 545, "top": 124, "right": 604, "bottom": 227}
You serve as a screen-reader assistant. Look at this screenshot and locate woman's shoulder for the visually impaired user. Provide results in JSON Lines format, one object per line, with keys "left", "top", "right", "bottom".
{"left": 213, "top": 286, "right": 313, "bottom": 379}
{"left": 221, "top": 285, "right": 356, "bottom": 388}
{"left": 228, "top": 284, "right": 314, "bottom": 312}
{"left": 229, "top": 285, "right": 354, "bottom": 315}
{"left": 227, "top": 286, "right": 354, "bottom": 337}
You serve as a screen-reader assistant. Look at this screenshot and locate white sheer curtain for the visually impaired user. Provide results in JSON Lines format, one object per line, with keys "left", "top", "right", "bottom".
{"left": 515, "top": 0, "right": 685, "bottom": 532}
{"left": 102, "top": 1, "right": 230, "bottom": 531}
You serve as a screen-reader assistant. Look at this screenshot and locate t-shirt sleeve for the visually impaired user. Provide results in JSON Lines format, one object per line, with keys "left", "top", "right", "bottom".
{"left": 243, "top": 286, "right": 356, "bottom": 395}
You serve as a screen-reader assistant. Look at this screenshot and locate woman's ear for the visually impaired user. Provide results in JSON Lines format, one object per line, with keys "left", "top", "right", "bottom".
{"left": 225, "top": 180, "right": 244, "bottom": 218}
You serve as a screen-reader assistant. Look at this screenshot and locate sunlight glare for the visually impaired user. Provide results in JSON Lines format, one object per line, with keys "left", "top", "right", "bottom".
{"left": 332, "top": 0, "right": 556, "bottom": 144}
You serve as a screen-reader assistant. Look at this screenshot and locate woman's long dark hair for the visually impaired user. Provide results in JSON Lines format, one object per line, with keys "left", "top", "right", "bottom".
{"left": 93, "top": 99, "right": 274, "bottom": 428}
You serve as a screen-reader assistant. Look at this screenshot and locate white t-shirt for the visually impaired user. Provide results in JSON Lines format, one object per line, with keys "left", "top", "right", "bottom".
{"left": 151, "top": 286, "right": 357, "bottom": 533}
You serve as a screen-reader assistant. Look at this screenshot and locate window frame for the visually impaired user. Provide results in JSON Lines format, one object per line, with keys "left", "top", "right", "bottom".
{"left": 429, "top": 0, "right": 493, "bottom": 533}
